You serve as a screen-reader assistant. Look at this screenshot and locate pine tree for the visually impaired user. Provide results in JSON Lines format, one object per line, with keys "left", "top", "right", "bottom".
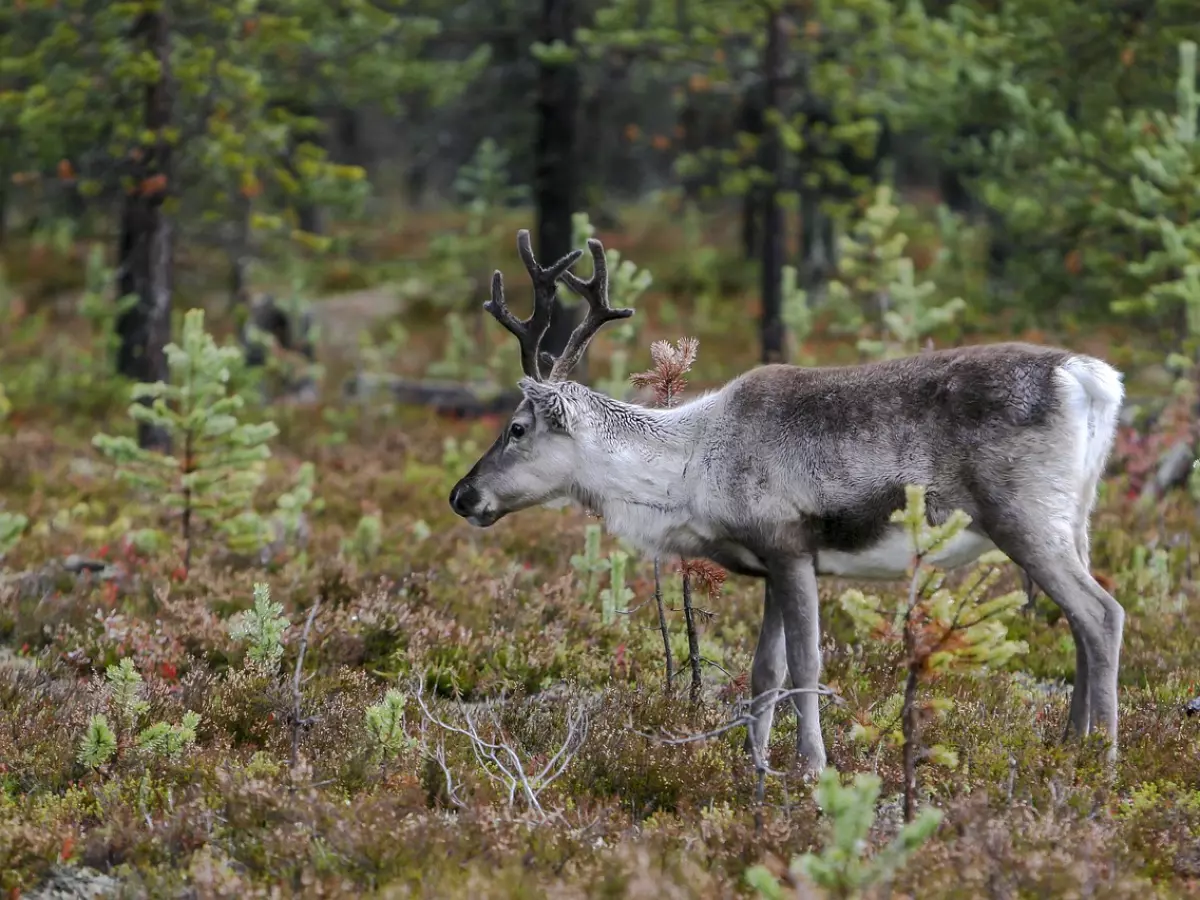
{"left": 745, "top": 767, "right": 942, "bottom": 900}
{"left": 93, "top": 308, "right": 279, "bottom": 570}
{"left": 891, "top": 0, "right": 1200, "bottom": 322}
{"left": 1, "top": 0, "right": 486, "bottom": 444}
{"left": 839, "top": 485, "right": 1027, "bottom": 821}
{"left": 827, "top": 185, "right": 965, "bottom": 359}
{"left": 364, "top": 689, "right": 416, "bottom": 763}
{"left": 77, "top": 657, "right": 201, "bottom": 769}
{"left": 230, "top": 582, "right": 291, "bottom": 670}
{"left": 581, "top": 0, "right": 899, "bottom": 360}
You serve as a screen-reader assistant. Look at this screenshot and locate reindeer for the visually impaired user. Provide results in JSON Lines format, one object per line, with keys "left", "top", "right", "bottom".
{"left": 449, "top": 230, "right": 1127, "bottom": 772}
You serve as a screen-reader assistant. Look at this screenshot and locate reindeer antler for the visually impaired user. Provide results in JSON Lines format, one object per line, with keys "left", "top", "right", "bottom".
{"left": 484, "top": 230, "right": 583, "bottom": 381}
{"left": 548, "top": 238, "right": 634, "bottom": 382}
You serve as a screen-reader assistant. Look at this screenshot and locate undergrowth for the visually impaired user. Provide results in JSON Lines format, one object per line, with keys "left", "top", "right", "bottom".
{"left": 0, "top": 208, "right": 1197, "bottom": 899}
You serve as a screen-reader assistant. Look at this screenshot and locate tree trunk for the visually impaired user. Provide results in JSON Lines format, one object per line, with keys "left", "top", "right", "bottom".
{"left": 534, "top": 0, "right": 583, "bottom": 373}
{"left": 901, "top": 663, "right": 920, "bottom": 823}
{"left": 758, "top": 11, "right": 786, "bottom": 364}
{"left": 229, "top": 195, "right": 251, "bottom": 310}
{"left": 739, "top": 88, "right": 765, "bottom": 260}
{"left": 334, "top": 105, "right": 364, "bottom": 169}
{"left": 681, "top": 569, "right": 702, "bottom": 704}
{"left": 284, "top": 101, "right": 324, "bottom": 235}
{"left": 116, "top": 6, "right": 173, "bottom": 452}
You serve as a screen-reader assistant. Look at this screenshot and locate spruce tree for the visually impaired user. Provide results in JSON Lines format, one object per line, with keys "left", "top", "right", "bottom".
{"left": 94, "top": 309, "right": 279, "bottom": 569}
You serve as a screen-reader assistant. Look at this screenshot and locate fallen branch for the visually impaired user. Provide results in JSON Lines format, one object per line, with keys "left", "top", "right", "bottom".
{"left": 412, "top": 675, "right": 590, "bottom": 822}
{"left": 635, "top": 683, "right": 844, "bottom": 819}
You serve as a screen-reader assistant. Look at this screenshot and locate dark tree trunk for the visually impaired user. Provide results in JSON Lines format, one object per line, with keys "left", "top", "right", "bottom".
{"left": 229, "top": 195, "right": 251, "bottom": 310}
{"left": 738, "top": 90, "right": 765, "bottom": 260}
{"left": 116, "top": 6, "right": 173, "bottom": 452}
{"left": 534, "top": 0, "right": 583, "bottom": 371}
{"left": 334, "top": 106, "right": 364, "bottom": 169}
{"left": 284, "top": 101, "right": 324, "bottom": 235}
{"left": 681, "top": 570, "right": 702, "bottom": 704}
{"left": 758, "top": 11, "right": 786, "bottom": 364}
{"left": 799, "top": 188, "right": 835, "bottom": 290}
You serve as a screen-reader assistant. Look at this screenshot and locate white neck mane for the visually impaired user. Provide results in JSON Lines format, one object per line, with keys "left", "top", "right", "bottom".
{"left": 567, "top": 391, "right": 719, "bottom": 557}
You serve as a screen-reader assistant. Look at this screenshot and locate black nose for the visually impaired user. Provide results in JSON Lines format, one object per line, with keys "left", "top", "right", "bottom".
{"left": 449, "top": 481, "right": 480, "bottom": 517}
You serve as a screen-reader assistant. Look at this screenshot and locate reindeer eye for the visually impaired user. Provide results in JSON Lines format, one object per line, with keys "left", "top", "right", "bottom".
{"left": 509, "top": 422, "right": 526, "bottom": 440}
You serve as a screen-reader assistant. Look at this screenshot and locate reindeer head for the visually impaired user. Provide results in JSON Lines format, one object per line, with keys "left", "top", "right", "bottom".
{"left": 448, "top": 230, "right": 633, "bottom": 527}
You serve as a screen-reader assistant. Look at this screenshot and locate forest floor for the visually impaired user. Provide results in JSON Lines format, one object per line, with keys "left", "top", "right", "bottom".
{"left": 2, "top": 209, "right": 1200, "bottom": 898}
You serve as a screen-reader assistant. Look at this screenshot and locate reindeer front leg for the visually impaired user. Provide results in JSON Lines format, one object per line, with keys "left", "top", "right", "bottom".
{"left": 770, "top": 554, "right": 827, "bottom": 774}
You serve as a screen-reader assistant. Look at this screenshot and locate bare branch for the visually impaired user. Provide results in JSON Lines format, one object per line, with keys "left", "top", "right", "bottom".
{"left": 289, "top": 598, "right": 322, "bottom": 776}
{"left": 653, "top": 557, "right": 675, "bottom": 693}
{"left": 411, "top": 674, "right": 590, "bottom": 822}
{"left": 633, "top": 685, "right": 842, "bottom": 779}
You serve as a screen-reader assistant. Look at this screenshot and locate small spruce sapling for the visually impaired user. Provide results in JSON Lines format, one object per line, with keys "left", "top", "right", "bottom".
{"left": 230, "top": 582, "right": 291, "bottom": 669}
{"left": 839, "top": 485, "right": 1027, "bottom": 821}
{"left": 77, "top": 658, "right": 201, "bottom": 769}
{"left": 599, "top": 550, "right": 635, "bottom": 626}
{"left": 0, "top": 512, "right": 27, "bottom": 564}
{"left": 92, "top": 308, "right": 280, "bottom": 570}
{"left": 365, "top": 689, "right": 416, "bottom": 762}
{"left": 745, "top": 767, "right": 942, "bottom": 900}
{"left": 341, "top": 514, "right": 383, "bottom": 566}
{"left": 570, "top": 523, "right": 611, "bottom": 607}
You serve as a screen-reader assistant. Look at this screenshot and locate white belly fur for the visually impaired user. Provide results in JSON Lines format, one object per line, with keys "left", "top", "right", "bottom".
{"left": 817, "top": 528, "right": 996, "bottom": 580}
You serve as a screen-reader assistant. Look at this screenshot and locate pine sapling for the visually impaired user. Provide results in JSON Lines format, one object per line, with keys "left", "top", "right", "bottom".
{"left": 781, "top": 265, "right": 814, "bottom": 364}
{"left": 599, "top": 549, "right": 635, "bottom": 626}
{"left": 77, "top": 657, "right": 202, "bottom": 770}
{"left": 828, "top": 185, "right": 965, "bottom": 359}
{"left": 839, "top": 485, "right": 1027, "bottom": 821}
{"left": 569, "top": 213, "right": 654, "bottom": 396}
{"left": 135, "top": 712, "right": 201, "bottom": 761}
{"left": 365, "top": 689, "right": 416, "bottom": 762}
{"left": 264, "top": 461, "right": 322, "bottom": 566}
{"left": 77, "top": 715, "right": 118, "bottom": 769}
{"left": 341, "top": 513, "right": 383, "bottom": 565}
{"left": 93, "top": 308, "right": 280, "bottom": 570}
{"left": 230, "top": 582, "right": 291, "bottom": 669}
{"left": 0, "top": 511, "right": 27, "bottom": 564}
{"left": 570, "top": 523, "right": 611, "bottom": 607}
{"left": 745, "top": 767, "right": 942, "bottom": 900}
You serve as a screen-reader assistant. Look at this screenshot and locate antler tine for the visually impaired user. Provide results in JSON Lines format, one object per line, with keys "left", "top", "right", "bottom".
{"left": 549, "top": 237, "right": 635, "bottom": 382}
{"left": 483, "top": 229, "right": 583, "bottom": 381}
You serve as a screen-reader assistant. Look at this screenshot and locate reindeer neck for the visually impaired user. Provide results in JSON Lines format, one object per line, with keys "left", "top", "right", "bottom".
{"left": 568, "top": 392, "right": 716, "bottom": 554}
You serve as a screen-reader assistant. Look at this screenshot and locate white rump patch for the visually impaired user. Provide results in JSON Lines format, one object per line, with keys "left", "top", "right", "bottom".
{"left": 817, "top": 527, "right": 996, "bottom": 580}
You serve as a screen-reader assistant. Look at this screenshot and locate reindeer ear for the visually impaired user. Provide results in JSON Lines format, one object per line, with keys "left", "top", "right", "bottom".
{"left": 518, "top": 378, "right": 573, "bottom": 433}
